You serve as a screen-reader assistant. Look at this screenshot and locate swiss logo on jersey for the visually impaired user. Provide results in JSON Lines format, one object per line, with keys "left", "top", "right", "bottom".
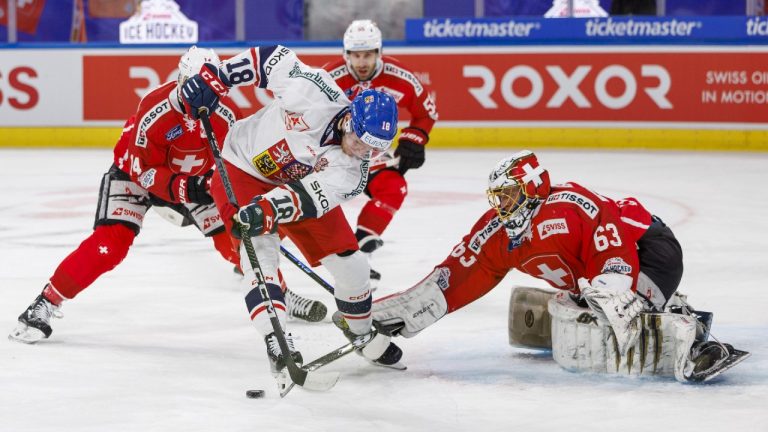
{"left": 537, "top": 218, "right": 569, "bottom": 240}
{"left": 284, "top": 111, "right": 310, "bottom": 132}
{"left": 167, "top": 145, "right": 209, "bottom": 175}
{"left": 520, "top": 255, "right": 575, "bottom": 289}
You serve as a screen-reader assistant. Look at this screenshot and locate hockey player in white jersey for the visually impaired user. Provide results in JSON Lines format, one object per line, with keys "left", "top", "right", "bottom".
{"left": 179, "top": 45, "right": 404, "bottom": 380}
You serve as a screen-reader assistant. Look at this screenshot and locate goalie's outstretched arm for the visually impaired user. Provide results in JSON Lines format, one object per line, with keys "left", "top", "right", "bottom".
{"left": 372, "top": 210, "right": 513, "bottom": 338}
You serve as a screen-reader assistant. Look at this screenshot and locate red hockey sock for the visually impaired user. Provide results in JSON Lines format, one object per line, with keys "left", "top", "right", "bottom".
{"left": 356, "top": 170, "right": 408, "bottom": 235}
{"left": 48, "top": 224, "right": 135, "bottom": 300}
{"left": 211, "top": 230, "right": 240, "bottom": 268}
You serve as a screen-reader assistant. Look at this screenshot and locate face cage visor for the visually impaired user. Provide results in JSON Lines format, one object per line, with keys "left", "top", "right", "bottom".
{"left": 487, "top": 184, "right": 531, "bottom": 226}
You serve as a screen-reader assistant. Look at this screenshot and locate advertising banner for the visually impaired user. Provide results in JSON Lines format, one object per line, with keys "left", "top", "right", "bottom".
{"left": 2, "top": 46, "right": 767, "bottom": 150}
{"left": 0, "top": 50, "right": 81, "bottom": 126}
{"left": 405, "top": 16, "right": 768, "bottom": 44}
{"left": 76, "top": 47, "right": 768, "bottom": 127}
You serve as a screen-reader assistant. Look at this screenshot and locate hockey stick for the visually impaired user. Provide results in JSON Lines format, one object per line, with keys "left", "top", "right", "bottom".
{"left": 369, "top": 155, "right": 400, "bottom": 172}
{"left": 198, "top": 109, "right": 339, "bottom": 392}
{"left": 279, "top": 245, "right": 405, "bottom": 337}
{"left": 276, "top": 153, "right": 399, "bottom": 296}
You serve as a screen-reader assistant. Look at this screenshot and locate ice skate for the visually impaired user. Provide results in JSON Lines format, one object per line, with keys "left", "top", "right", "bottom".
{"left": 285, "top": 288, "right": 328, "bottom": 322}
{"left": 684, "top": 341, "right": 750, "bottom": 382}
{"left": 9, "top": 295, "right": 59, "bottom": 344}
{"left": 332, "top": 311, "right": 406, "bottom": 370}
{"left": 264, "top": 332, "right": 304, "bottom": 375}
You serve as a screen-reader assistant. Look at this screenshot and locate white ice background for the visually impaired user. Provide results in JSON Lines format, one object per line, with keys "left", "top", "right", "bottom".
{"left": 1, "top": 149, "right": 766, "bottom": 432}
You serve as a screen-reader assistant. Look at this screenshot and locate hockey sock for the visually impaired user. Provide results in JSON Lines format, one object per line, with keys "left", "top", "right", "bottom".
{"left": 211, "top": 230, "right": 240, "bottom": 268}
{"left": 244, "top": 282, "right": 286, "bottom": 335}
{"left": 48, "top": 224, "right": 135, "bottom": 300}
{"left": 356, "top": 170, "right": 407, "bottom": 235}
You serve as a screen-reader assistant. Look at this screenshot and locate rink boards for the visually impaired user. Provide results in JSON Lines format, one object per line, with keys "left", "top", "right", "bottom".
{"left": 1, "top": 46, "right": 766, "bottom": 150}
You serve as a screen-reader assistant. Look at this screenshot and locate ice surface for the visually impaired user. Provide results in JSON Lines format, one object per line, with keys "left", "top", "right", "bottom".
{"left": 1, "top": 149, "right": 766, "bottom": 432}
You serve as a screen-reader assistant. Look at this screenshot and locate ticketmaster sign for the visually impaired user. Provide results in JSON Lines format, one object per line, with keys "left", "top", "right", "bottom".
{"left": 405, "top": 16, "right": 768, "bottom": 44}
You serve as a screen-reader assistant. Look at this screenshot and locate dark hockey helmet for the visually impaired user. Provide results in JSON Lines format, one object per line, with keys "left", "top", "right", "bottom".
{"left": 487, "top": 150, "right": 551, "bottom": 228}
{"left": 350, "top": 89, "right": 398, "bottom": 152}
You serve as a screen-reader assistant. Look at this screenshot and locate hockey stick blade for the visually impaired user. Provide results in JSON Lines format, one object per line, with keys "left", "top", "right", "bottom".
{"left": 280, "top": 332, "right": 377, "bottom": 397}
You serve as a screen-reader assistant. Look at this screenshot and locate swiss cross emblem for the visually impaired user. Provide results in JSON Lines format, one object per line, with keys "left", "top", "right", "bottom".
{"left": 284, "top": 111, "right": 309, "bottom": 132}
{"left": 168, "top": 145, "right": 209, "bottom": 175}
{"left": 520, "top": 254, "right": 575, "bottom": 289}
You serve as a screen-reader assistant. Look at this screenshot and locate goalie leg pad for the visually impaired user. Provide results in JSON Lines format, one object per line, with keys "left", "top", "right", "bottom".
{"left": 508, "top": 286, "right": 556, "bottom": 349}
{"left": 371, "top": 268, "right": 449, "bottom": 338}
{"left": 549, "top": 291, "right": 697, "bottom": 379}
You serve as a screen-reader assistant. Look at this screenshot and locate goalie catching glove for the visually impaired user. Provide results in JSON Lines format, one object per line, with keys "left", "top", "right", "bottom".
{"left": 579, "top": 273, "right": 648, "bottom": 355}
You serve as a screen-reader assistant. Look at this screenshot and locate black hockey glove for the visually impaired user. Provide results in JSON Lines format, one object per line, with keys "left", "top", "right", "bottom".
{"left": 181, "top": 63, "right": 231, "bottom": 119}
{"left": 233, "top": 197, "right": 278, "bottom": 238}
{"left": 171, "top": 173, "right": 213, "bottom": 205}
{"left": 394, "top": 127, "right": 429, "bottom": 175}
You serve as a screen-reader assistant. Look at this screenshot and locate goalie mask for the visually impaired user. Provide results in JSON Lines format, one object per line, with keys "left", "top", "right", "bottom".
{"left": 487, "top": 150, "right": 551, "bottom": 248}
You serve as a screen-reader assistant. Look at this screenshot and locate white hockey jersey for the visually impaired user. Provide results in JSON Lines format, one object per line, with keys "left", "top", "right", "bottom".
{"left": 219, "top": 45, "right": 370, "bottom": 216}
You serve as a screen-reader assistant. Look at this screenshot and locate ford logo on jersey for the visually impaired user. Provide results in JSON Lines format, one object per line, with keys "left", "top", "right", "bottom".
{"left": 165, "top": 124, "right": 183, "bottom": 141}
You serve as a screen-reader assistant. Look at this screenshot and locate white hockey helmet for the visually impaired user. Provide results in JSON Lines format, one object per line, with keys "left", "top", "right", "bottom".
{"left": 343, "top": 19, "right": 382, "bottom": 53}
{"left": 177, "top": 45, "right": 220, "bottom": 89}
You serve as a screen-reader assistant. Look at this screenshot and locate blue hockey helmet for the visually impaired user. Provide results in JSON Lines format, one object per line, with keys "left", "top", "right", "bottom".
{"left": 350, "top": 89, "right": 398, "bottom": 151}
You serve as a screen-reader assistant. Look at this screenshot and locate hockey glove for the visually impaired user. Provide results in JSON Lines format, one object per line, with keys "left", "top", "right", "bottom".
{"left": 580, "top": 274, "right": 647, "bottom": 355}
{"left": 233, "top": 197, "right": 278, "bottom": 238}
{"left": 181, "top": 63, "right": 232, "bottom": 119}
{"left": 170, "top": 173, "right": 214, "bottom": 205}
{"left": 394, "top": 127, "right": 428, "bottom": 175}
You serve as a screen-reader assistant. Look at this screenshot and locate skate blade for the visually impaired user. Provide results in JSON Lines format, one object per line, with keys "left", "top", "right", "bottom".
{"left": 8, "top": 324, "right": 46, "bottom": 344}
{"left": 699, "top": 349, "right": 751, "bottom": 382}
{"left": 367, "top": 359, "right": 408, "bottom": 371}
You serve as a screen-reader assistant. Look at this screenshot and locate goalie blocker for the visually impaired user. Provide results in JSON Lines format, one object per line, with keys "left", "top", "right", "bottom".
{"left": 508, "top": 287, "right": 750, "bottom": 382}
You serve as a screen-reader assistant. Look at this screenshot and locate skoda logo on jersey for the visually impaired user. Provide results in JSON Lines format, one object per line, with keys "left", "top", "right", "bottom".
{"left": 165, "top": 124, "right": 183, "bottom": 141}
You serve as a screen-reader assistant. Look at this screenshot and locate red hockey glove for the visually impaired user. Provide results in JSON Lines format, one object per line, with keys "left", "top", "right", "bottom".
{"left": 394, "top": 127, "right": 428, "bottom": 175}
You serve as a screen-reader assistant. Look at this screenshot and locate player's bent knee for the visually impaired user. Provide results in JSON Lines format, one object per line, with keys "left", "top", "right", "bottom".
{"left": 508, "top": 286, "right": 556, "bottom": 349}
{"left": 322, "top": 251, "right": 370, "bottom": 294}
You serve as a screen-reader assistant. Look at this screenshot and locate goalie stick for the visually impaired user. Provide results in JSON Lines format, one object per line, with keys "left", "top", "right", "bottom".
{"left": 199, "top": 109, "right": 339, "bottom": 393}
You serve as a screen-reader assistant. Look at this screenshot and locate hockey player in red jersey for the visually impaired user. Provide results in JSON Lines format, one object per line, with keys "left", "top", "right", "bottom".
{"left": 8, "top": 46, "right": 320, "bottom": 344}
{"left": 323, "top": 20, "right": 438, "bottom": 284}
{"left": 372, "top": 151, "right": 748, "bottom": 382}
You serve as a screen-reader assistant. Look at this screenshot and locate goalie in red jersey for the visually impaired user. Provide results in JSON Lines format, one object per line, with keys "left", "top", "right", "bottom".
{"left": 323, "top": 20, "right": 438, "bottom": 285}
{"left": 372, "top": 150, "right": 749, "bottom": 382}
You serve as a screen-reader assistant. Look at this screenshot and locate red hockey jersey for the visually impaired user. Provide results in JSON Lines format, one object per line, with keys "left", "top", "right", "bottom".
{"left": 112, "top": 81, "right": 241, "bottom": 203}
{"left": 323, "top": 56, "right": 438, "bottom": 136}
{"left": 435, "top": 182, "right": 653, "bottom": 313}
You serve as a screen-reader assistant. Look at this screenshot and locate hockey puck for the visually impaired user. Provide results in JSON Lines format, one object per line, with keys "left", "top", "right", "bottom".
{"left": 246, "top": 389, "right": 265, "bottom": 399}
